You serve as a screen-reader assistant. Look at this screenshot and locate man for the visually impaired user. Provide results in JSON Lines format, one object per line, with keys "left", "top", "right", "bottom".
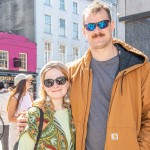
{"left": 68, "top": 1, "right": 150, "bottom": 150}
{"left": 18, "top": 1, "right": 150, "bottom": 150}
{"left": 0, "top": 81, "right": 11, "bottom": 150}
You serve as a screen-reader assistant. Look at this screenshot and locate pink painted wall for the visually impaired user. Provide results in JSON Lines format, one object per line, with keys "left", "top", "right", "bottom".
{"left": 0, "top": 32, "right": 36, "bottom": 72}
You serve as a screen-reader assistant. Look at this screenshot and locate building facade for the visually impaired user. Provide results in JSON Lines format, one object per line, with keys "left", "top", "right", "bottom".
{"left": 118, "top": 0, "right": 150, "bottom": 58}
{"left": 0, "top": 32, "right": 36, "bottom": 94}
{"left": 0, "top": 0, "right": 119, "bottom": 92}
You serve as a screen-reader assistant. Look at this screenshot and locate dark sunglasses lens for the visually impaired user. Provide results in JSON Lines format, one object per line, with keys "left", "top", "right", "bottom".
{"left": 97, "top": 20, "right": 109, "bottom": 29}
{"left": 56, "top": 77, "right": 67, "bottom": 85}
{"left": 86, "top": 23, "right": 96, "bottom": 31}
{"left": 44, "top": 79, "right": 54, "bottom": 88}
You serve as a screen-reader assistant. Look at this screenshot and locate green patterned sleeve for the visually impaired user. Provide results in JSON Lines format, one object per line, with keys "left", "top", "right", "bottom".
{"left": 26, "top": 107, "right": 41, "bottom": 141}
{"left": 18, "top": 107, "right": 41, "bottom": 149}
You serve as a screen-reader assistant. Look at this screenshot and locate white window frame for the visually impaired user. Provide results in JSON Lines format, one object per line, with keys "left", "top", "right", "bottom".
{"left": 73, "top": 22, "right": 78, "bottom": 39}
{"left": 60, "top": 0, "right": 65, "bottom": 10}
{"left": 0, "top": 50, "right": 8, "bottom": 69}
{"left": 19, "top": 53, "right": 27, "bottom": 71}
{"left": 59, "top": 44, "right": 66, "bottom": 63}
{"left": 59, "top": 19, "right": 66, "bottom": 36}
{"left": 44, "top": 41, "right": 52, "bottom": 64}
{"left": 73, "top": 2, "right": 78, "bottom": 14}
{"left": 44, "top": 0, "right": 51, "bottom": 6}
{"left": 44, "top": 15, "right": 51, "bottom": 34}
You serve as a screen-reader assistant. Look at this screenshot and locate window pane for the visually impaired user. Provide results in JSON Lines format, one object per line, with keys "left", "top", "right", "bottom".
{"left": 73, "top": 2, "right": 77, "bottom": 14}
{"left": 73, "top": 47, "right": 79, "bottom": 60}
{"left": 59, "top": 19, "right": 65, "bottom": 36}
{"left": 59, "top": 28, "right": 65, "bottom": 36}
{"left": 0, "top": 51, "right": 8, "bottom": 69}
{"left": 45, "top": 15, "right": 51, "bottom": 24}
{"left": 73, "top": 23, "right": 78, "bottom": 39}
{"left": 45, "top": 15, "right": 51, "bottom": 33}
{"left": 44, "top": 0, "right": 51, "bottom": 5}
{"left": 19, "top": 53, "right": 27, "bottom": 71}
{"left": 60, "top": 19, "right": 65, "bottom": 26}
{"left": 44, "top": 41, "right": 51, "bottom": 64}
{"left": 60, "top": 0, "right": 65, "bottom": 10}
{"left": 73, "top": 23, "right": 78, "bottom": 30}
{"left": 59, "top": 44, "right": 66, "bottom": 63}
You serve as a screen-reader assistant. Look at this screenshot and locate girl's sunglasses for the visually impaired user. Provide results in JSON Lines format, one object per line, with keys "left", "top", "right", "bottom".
{"left": 84, "top": 20, "right": 110, "bottom": 31}
{"left": 44, "top": 76, "right": 68, "bottom": 88}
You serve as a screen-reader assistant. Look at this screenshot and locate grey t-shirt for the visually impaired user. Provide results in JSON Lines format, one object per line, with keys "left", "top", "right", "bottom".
{"left": 85, "top": 55, "right": 119, "bottom": 150}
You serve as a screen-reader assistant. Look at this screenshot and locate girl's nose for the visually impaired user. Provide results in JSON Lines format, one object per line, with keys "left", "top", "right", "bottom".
{"left": 53, "top": 81, "right": 58, "bottom": 88}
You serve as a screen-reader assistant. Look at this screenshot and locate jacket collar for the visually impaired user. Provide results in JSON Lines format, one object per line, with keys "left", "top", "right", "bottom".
{"left": 81, "top": 38, "right": 148, "bottom": 73}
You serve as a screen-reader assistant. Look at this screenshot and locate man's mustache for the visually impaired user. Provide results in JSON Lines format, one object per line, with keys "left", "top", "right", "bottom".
{"left": 92, "top": 33, "right": 105, "bottom": 38}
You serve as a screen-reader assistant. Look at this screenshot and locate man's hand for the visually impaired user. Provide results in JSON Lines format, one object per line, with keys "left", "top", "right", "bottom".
{"left": 17, "top": 111, "right": 27, "bottom": 132}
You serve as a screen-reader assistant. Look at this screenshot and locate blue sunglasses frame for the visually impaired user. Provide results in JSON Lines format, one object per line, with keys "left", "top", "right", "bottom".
{"left": 84, "top": 20, "right": 110, "bottom": 31}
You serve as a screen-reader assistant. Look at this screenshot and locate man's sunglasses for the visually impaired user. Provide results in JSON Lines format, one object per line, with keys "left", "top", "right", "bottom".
{"left": 44, "top": 76, "right": 68, "bottom": 88}
{"left": 84, "top": 20, "right": 110, "bottom": 31}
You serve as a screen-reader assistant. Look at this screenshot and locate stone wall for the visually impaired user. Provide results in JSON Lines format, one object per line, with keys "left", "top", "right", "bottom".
{"left": 0, "top": 0, "right": 35, "bottom": 42}
{"left": 125, "top": 17, "right": 150, "bottom": 59}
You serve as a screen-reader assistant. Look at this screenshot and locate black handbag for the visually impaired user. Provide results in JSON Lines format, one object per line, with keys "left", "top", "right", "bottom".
{"left": 13, "top": 107, "right": 44, "bottom": 150}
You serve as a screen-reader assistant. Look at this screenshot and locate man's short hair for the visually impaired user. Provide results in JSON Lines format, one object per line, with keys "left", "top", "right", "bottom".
{"left": 82, "top": 1, "right": 111, "bottom": 25}
{"left": 0, "top": 81, "right": 4, "bottom": 90}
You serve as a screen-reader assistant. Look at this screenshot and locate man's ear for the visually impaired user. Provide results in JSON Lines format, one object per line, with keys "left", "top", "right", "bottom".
{"left": 110, "top": 21, "right": 115, "bottom": 32}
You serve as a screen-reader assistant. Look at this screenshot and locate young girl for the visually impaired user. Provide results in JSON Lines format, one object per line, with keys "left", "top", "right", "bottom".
{"left": 18, "top": 61, "right": 75, "bottom": 150}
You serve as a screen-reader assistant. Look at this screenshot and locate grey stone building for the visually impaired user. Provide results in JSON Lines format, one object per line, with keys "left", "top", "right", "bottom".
{"left": 0, "top": 0, "right": 35, "bottom": 42}
{"left": 118, "top": 0, "right": 150, "bottom": 58}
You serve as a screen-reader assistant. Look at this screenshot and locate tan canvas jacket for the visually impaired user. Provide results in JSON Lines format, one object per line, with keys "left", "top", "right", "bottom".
{"left": 69, "top": 39, "right": 150, "bottom": 150}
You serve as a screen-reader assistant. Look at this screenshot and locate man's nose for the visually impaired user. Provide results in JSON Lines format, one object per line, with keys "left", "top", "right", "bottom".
{"left": 94, "top": 25, "right": 101, "bottom": 32}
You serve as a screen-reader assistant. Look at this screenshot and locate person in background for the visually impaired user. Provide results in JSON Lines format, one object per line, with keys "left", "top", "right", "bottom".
{"left": 18, "top": 61, "right": 75, "bottom": 150}
{"left": 17, "top": 1, "right": 150, "bottom": 150}
{"left": 7, "top": 74, "right": 33, "bottom": 150}
{"left": 0, "top": 81, "right": 11, "bottom": 150}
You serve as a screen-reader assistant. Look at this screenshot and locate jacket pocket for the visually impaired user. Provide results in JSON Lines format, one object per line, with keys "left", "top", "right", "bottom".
{"left": 106, "top": 128, "right": 140, "bottom": 150}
